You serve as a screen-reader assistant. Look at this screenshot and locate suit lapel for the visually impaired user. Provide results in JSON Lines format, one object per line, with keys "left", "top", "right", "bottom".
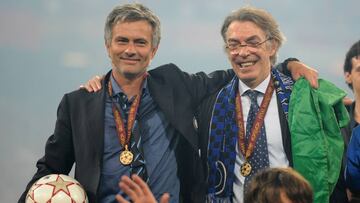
{"left": 271, "top": 68, "right": 293, "bottom": 166}
{"left": 276, "top": 95, "right": 293, "bottom": 166}
{"left": 147, "top": 73, "right": 175, "bottom": 125}
{"left": 85, "top": 73, "right": 110, "bottom": 170}
{"left": 86, "top": 90, "right": 105, "bottom": 161}
{"left": 147, "top": 72, "right": 202, "bottom": 150}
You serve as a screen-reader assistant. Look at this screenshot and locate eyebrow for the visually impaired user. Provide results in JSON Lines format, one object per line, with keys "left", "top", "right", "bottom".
{"left": 245, "top": 36, "right": 260, "bottom": 41}
{"left": 134, "top": 38, "right": 148, "bottom": 42}
{"left": 227, "top": 35, "right": 262, "bottom": 43}
{"left": 113, "top": 36, "right": 149, "bottom": 42}
{"left": 114, "top": 36, "right": 128, "bottom": 41}
{"left": 227, "top": 38, "right": 240, "bottom": 43}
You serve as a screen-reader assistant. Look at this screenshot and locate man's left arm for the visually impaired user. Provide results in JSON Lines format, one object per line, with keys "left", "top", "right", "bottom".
{"left": 276, "top": 58, "right": 319, "bottom": 88}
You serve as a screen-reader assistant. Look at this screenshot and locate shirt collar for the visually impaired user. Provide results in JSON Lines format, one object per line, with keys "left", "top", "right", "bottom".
{"left": 110, "top": 73, "right": 149, "bottom": 98}
{"left": 238, "top": 74, "right": 271, "bottom": 96}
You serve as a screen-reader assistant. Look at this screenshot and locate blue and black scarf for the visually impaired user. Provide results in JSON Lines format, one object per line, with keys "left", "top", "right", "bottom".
{"left": 206, "top": 68, "right": 293, "bottom": 202}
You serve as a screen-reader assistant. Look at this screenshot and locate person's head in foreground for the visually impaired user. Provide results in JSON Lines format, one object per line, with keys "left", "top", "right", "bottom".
{"left": 244, "top": 167, "right": 313, "bottom": 203}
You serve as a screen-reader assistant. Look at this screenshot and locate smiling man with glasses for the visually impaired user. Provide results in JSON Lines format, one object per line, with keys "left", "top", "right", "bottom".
{"left": 194, "top": 6, "right": 346, "bottom": 203}
{"left": 197, "top": 7, "right": 293, "bottom": 202}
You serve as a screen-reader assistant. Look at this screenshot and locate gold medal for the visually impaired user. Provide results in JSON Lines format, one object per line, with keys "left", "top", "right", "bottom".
{"left": 119, "top": 145, "right": 133, "bottom": 166}
{"left": 240, "top": 162, "right": 252, "bottom": 177}
{"left": 108, "top": 75, "right": 147, "bottom": 167}
{"left": 235, "top": 79, "right": 274, "bottom": 177}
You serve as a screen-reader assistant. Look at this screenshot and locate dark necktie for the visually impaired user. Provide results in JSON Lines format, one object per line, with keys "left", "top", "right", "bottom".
{"left": 130, "top": 121, "right": 148, "bottom": 182}
{"left": 243, "top": 90, "right": 270, "bottom": 190}
{"left": 118, "top": 94, "right": 148, "bottom": 182}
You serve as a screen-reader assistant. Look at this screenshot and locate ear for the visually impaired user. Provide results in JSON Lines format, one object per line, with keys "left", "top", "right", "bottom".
{"left": 105, "top": 42, "right": 111, "bottom": 58}
{"left": 150, "top": 46, "right": 159, "bottom": 60}
{"left": 268, "top": 41, "right": 278, "bottom": 57}
{"left": 344, "top": 71, "right": 352, "bottom": 85}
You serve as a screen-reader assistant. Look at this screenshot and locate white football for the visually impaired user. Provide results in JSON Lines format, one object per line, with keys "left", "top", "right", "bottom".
{"left": 25, "top": 174, "right": 88, "bottom": 203}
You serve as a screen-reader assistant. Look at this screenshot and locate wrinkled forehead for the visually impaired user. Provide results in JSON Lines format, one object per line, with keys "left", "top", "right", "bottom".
{"left": 226, "top": 21, "right": 267, "bottom": 41}
{"left": 111, "top": 20, "right": 154, "bottom": 40}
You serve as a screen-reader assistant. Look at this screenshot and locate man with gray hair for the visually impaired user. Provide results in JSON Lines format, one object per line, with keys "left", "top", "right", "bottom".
{"left": 197, "top": 6, "right": 293, "bottom": 202}
{"left": 19, "top": 3, "right": 318, "bottom": 203}
{"left": 196, "top": 6, "right": 345, "bottom": 203}
{"left": 19, "top": 3, "right": 234, "bottom": 202}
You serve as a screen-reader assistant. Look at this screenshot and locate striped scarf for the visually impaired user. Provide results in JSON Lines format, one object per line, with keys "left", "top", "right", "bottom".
{"left": 206, "top": 68, "right": 293, "bottom": 202}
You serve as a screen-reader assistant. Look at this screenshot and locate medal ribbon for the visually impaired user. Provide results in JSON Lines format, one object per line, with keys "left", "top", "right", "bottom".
{"left": 235, "top": 78, "right": 274, "bottom": 160}
{"left": 107, "top": 73, "right": 147, "bottom": 150}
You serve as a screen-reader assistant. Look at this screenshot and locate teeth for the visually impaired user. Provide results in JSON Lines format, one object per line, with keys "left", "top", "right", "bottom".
{"left": 240, "top": 62, "right": 254, "bottom": 67}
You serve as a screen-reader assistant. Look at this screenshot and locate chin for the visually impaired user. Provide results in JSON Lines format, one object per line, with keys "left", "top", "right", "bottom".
{"left": 123, "top": 71, "right": 147, "bottom": 79}
{"left": 235, "top": 71, "right": 258, "bottom": 80}
{"left": 123, "top": 72, "right": 138, "bottom": 79}
{"left": 239, "top": 77, "right": 256, "bottom": 83}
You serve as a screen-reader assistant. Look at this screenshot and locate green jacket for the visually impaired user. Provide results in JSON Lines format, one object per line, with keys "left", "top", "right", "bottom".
{"left": 289, "top": 78, "right": 349, "bottom": 203}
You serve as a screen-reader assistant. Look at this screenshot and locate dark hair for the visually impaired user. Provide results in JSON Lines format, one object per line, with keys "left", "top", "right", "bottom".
{"left": 344, "top": 40, "right": 360, "bottom": 89}
{"left": 244, "top": 167, "right": 313, "bottom": 203}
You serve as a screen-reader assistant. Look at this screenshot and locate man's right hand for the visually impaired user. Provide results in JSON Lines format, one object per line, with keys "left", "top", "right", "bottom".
{"left": 116, "top": 175, "right": 170, "bottom": 203}
{"left": 80, "top": 75, "right": 103, "bottom": 92}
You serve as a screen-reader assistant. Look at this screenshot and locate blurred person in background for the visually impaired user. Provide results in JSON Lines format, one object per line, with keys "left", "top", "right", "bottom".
{"left": 342, "top": 40, "right": 360, "bottom": 203}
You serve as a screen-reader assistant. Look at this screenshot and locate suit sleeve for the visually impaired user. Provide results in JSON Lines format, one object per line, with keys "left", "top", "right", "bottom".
{"left": 176, "top": 61, "right": 290, "bottom": 107}
{"left": 275, "top": 60, "right": 297, "bottom": 78}
{"left": 18, "top": 94, "right": 75, "bottom": 203}
{"left": 174, "top": 67, "right": 234, "bottom": 107}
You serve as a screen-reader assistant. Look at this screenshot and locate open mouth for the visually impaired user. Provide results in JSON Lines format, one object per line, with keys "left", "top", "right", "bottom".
{"left": 234, "top": 56, "right": 258, "bottom": 69}
{"left": 236, "top": 61, "right": 257, "bottom": 69}
{"left": 239, "top": 61, "right": 255, "bottom": 68}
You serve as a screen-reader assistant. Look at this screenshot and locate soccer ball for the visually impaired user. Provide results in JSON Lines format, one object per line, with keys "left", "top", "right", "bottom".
{"left": 26, "top": 174, "right": 88, "bottom": 203}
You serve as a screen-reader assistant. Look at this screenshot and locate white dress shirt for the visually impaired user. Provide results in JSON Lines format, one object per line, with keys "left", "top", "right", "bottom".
{"left": 232, "top": 75, "right": 289, "bottom": 203}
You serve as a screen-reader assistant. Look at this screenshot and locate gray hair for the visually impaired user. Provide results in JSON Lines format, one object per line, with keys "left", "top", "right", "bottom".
{"left": 104, "top": 3, "right": 161, "bottom": 48}
{"left": 221, "top": 6, "right": 285, "bottom": 65}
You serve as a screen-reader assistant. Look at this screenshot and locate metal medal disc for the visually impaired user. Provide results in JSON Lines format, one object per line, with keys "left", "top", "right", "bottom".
{"left": 119, "top": 150, "right": 133, "bottom": 165}
{"left": 240, "top": 162, "right": 252, "bottom": 177}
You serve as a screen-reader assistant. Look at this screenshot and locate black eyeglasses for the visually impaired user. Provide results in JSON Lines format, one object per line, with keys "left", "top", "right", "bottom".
{"left": 226, "top": 37, "right": 272, "bottom": 52}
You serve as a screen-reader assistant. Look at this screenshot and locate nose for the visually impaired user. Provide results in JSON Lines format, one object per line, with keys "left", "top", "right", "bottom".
{"left": 124, "top": 42, "right": 136, "bottom": 55}
{"left": 235, "top": 46, "right": 250, "bottom": 57}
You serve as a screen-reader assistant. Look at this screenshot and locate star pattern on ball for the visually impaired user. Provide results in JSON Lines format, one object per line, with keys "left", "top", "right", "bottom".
{"left": 26, "top": 183, "right": 42, "bottom": 201}
{"left": 46, "top": 175, "right": 74, "bottom": 196}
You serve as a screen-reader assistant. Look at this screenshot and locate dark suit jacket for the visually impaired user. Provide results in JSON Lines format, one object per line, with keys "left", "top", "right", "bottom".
{"left": 19, "top": 63, "right": 233, "bottom": 203}
{"left": 329, "top": 102, "right": 356, "bottom": 203}
{"left": 194, "top": 82, "right": 292, "bottom": 202}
